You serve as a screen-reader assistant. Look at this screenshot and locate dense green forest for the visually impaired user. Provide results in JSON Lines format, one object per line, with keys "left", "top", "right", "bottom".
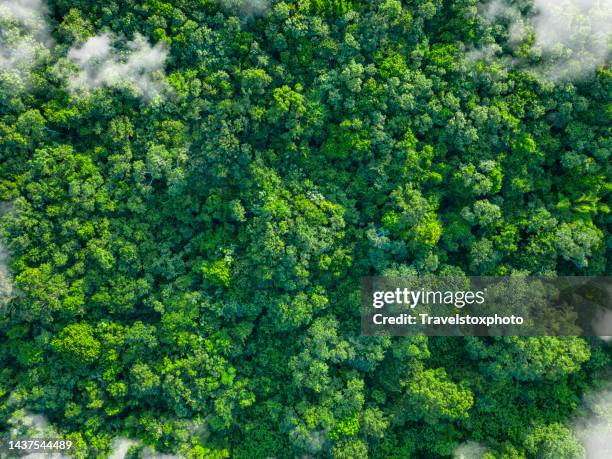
{"left": 0, "top": 0, "right": 610, "bottom": 457}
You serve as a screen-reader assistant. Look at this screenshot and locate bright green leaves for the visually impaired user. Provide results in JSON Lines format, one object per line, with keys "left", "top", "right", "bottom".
{"left": 329, "top": 412, "right": 360, "bottom": 440}
{"left": 0, "top": 1, "right": 609, "bottom": 457}
{"left": 465, "top": 337, "right": 591, "bottom": 382}
{"left": 289, "top": 317, "right": 353, "bottom": 394}
{"left": 201, "top": 259, "right": 231, "bottom": 287}
{"left": 401, "top": 366, "right": 473, "bottom": 423}
{"left": 310, "top": 0, "right": 355, "bottom": 17}
{"left": 240, "top": 68, "right": 272, "bottom": 96}
{"left": 269, "top": 85, "right": 306, "bottom": 121}
{"left": 461, "top": 200, "right": 502, "bottom": 229}
{"left": 294, "top": 194, "right": 330, "bottom": 225}
{"left": 426, "top": 43, "right": 460, "bottom": 75}
{"left": 51, "top": 323, "right": 101, "bottom": 366}
{"left": 555, "top": 220, "right": 604, "bottom": 269}
{"left": 268, "top": 288, "right": 329, "bottom": 331}
{"left": 453, "top": 161, "right": 503, "bottom": 197}
{"left": 323, "top": 119, "right": 371, "bottom": 160}
{"left": 523, "top": 423, "right": 584, "bottom": 459}
{"left": 382, "top": 186, "right": 442, "bottom": 252}
{"left": 330, "top": 438, "right": 368, "bottom": 459}
{"left": 556, "top": 193, "right": 610, "bottom": 217}
{"left": 14, "top": 108, "right": 45, "bottom": 135}
{"left": 513, "top": 132, "right": 538, "bottom": 157}
{"left": 377, "top": 50, "right": 409, "bottom": 80}
{"left": 243, "top": 174, "right": 347, "bottom": 294}
{"left": 130, "top": 362, "right": 161, "bottom": 398}
{"left": 25, "top": 145, "right": 110, "bottom": 215}
{"left": 159, "top": 346, "right": 251, "bottom": 424}
{"left": 14, "top": 264, "right": 85, "bottom": 321}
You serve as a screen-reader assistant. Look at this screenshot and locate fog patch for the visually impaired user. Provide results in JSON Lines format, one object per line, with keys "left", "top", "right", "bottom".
{"left": 0, "top": 242, "right": 14, "bottom": 302}
{"left": 0, "top": 0, "right": 52, "bottom": 46}
{"left": 572, "top": 386, "right": 612, "bottom": 458}
{"left": 141, "top": 447, "right": 180, "bottom": 459}
{"left": 0, "top": 203, "right": 16, "bottom": 309}
{"left": 453, "top": 441, "right": 489, "bottom": 458}
{"left": 6, "top": 410, "right": 69, "bottom": 457}
{"left": 530, "top": 0, "right": 610, "bottom": 81}
{"left": 12, "top": 411, "right": 49, "bottom": 433}
{"left": 109, "top": 438, "right": 140, "bottom": 459}
{"left": 483, "top": 0, "right": 529, "bottom": 45}
{"left": 471, "top": 0, "right": 611, "bottom": 82}
{"left": 592, "top": 309, "right": 612, "bottom": 342}
{"left": 108, "top": 439, "right": 182, "bottom": 458}
{"left": 216, "top": 0, "right": 270, "bottom": 17}
{"left": 0, "top": 0, "right": 53, "bottom": 91}
{"left": 22, "top": 455, "right": 68, "bottom": 458}
{"left": 67, "top": 32, "right": 168, "bottom": 100}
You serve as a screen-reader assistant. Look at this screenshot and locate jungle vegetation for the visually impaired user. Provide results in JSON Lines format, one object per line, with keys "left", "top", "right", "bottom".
{"left": 0, "top": 0, "right": 610, "bottom": 457}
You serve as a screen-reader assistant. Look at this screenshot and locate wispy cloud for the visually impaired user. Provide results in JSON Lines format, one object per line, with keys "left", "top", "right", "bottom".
{"left": 6, "top": 410, "right": 70, "bottom": 458}
{"left": 531, "top": 0, "right": 611, "bottom": 81}
{"left": 0, "top": 240, "right": 15, "bottom": 308}
{"left": 0, "top": 0, "right": 51, "bottom": 42}
{"left": 141, "top": 448, "right": 180, "bottom": 459}
{"left": 592, "top": 308, "right": 612, "bottom": 342}
{"left": 572, "top": 385, "right": 612, "bottom": 458}
{"left": 216, "top": 0, "right": 270, "bottom": 17}
{"left": 453, "top": 441, "right": 489, "bottom": 458}
{"left": 483, "top": 0, "right": 529, "bottom": 45}
{"left": 471, "top": 0, "right": 612, "bottom": 82}
{"left": 0, "top": 0, "right": 53, "bottom": 90}
{"left": 0, "top": 202, "right": 16, "bottom": 309}
{"left": 109, "top": 438, "right": 139, "bottom": 459}
{"left": 67, "top": 32, "right": 169, "bottom": 100}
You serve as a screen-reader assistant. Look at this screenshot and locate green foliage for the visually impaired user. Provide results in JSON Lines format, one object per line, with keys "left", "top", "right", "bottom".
{"left": 0, "top": 0, "right": 610, "bottom": 457}
{"left": 402, "top": 366, "right": 474, "bottom": 423}
{"left": 311, "top": 0, "right": 355, "bottom": 17}
{"left": 523, "top": 423, "right": 585, "bottom": 459}
{"left": 201, "top": 259, "right": 232, "bottom": 287}
{"left": 51, "top": 323, "right": 101, "bottom": 366}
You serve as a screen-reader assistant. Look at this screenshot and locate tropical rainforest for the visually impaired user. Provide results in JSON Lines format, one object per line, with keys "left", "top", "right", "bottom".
{"left": 0, "top": 0, "right": 610, "bottom": 457}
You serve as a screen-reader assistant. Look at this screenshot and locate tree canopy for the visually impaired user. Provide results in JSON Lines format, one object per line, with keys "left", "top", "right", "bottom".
{"left": 0, "top": 0, "right": 610, "bottom": 457}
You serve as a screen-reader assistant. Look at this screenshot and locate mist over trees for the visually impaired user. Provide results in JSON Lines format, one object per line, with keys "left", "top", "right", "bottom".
{"left": 0, "top": 0, "right": 610, "bottom": 457}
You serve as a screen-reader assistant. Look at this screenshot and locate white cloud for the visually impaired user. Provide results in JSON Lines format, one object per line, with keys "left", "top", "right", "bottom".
{"left": 217, "top": 0, "right": 270, "bottom": 17}
{"left": 0, "top": 203, "right": 16, "bottom": 309}
{"left": 7, "top": 410, "right": 69, "bottom": 458}
{"left": 453, "top": 441, "right": 489, "bottom": 458}
{"left": 141, "top": 447, "right": 180, "bottom": 459}
{"left": 531, "top": 0, "right": 611, "bottom": 81}
{"left": 68, "top": 34, "right": 112, "bottom": 63}
{"left": 107, "top": 439, "right": 183, "bottom": 459}
{"left": 67, "top": 32, "right": 169, "bottom": 100}
{"left": 572, "top": 386, "right": 612, "bottom": 458}
{"left": 472, "top": 0, "right": 612, "bottom": 81}
{"left": 1, "top": 3, "right": 169, "bottom": 100}
{"left": 0, "top": 0, "right": 51, "bottom": 41}
{"left": 465, "top": 42, "right": 505, "bottom": 63}
{"left": 592, "top": 309, "right": 612, "bottom": 342}
{"left": 0, "top": 240, "right": 15, "bottom": 308}
{"left": 452, "top": 386, "right": 612, "bottom": 458}
{"left": 483, "top": 0, "right": 529, "bottom": 45}
{"left": 109, "top": 438, "right": 140, "bottom": 459}
{"left": 0, "top": 0, "right": 53, "bottom": 89}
